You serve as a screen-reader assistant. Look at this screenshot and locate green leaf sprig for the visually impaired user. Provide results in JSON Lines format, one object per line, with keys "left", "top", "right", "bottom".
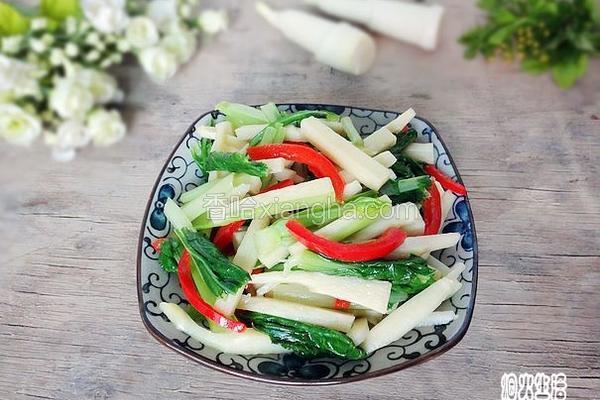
{"left": 460, "top": 0, "right": 600, "bottom": 89}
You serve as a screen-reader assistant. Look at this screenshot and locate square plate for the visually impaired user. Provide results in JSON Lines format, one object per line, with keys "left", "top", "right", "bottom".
{"left": 136, "top": 104, "right": 478, "bottom": 385}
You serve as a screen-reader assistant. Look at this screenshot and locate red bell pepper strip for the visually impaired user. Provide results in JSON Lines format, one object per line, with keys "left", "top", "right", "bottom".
{"left": 285, "top": 220, "right": 407, "bottom": 262}
{"left": 423, "top": 165, "right": 467, "bottom": 196}
{"left": 423, "top": 181, "right": 442, "bottom": 235}
{"left": 151, "top": 238, "right": 166, "bottom": 252}
{"left": 247, "top": 143, "right": 345, "bottom": 203}
{"left": 260, "top": 179, "right": 294, "bottom": 193}
{"left": 333, "top": 298, "right": 351, "bottom": 310}
{"left": 212, "top": 220, "right": 246, "bottom": 252}
{"left": 177, "top": 250, "right": 247, "bottom": 332}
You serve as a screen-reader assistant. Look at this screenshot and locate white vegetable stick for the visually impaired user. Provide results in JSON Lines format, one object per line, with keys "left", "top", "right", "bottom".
{"left": 273, "top": 168, "right": 297, "bottom": 181}
{"left": 269, "top": 283, "right": 338, "bottom": 308}
{"left": 415, "top": 311, "right": 456, "bottom": 327}
{"left": 251, "top": 271, "right": 392, "bottom": 314}
{"left": 198, "top": 125, "right": 217, "bottom": 140}
{"left": 234, "top": 173, "right": 263, "bottom": 195}
{"left": 233, "top": 216, "right": 271, "bottom": 271}
{"left": 386, "top": 233, "right": 461, "bottom": 259}
{"left": 349, "top": 202, "right": 424, "bottom": 240}
{"left": 351, "top": 309, "right": 383, "bottom": 325}
{"left": 301, "top": 117, "right": 391, "bottom": 190}
{"left": 361, "top": 277, "right": 461, "bottom": 353}
{"left": 238, "top": 296, "right": 355, "bottom": 332}
{"left": 214, "top": 288, "right": 244, "bottom": 316}
{"left": 256, "top": 2, "right": 376, "bottom": 75}
{"left": 180, "top": 174, "right": 235, "bottom": 220}
{"left": 164, "top": 198, "right": 193, "bottom": 230}
{"left": 343, "top": 180, "right": 363, "bottom": 199}
{"left": 283, "top": 125, "right": 307, "bottom": 142}
{"left": 235, "top": 124, "right": 266, "bottom": 141}
{"left": 426, "top": 255, "right": 451, "bottom": 276}
{"left": 373, "top": 151, "right": 397, "bottom": 168}
{"left": 212, "top": 121, "right": 233, "bottom": 152}
{"left": 403, "top": 143, "right": 434, "bottom": 165}
{"left": 440, "top": 190, "right": 457, "bottom": 233}
{"left": 209, "top": 177, "right": 335, "bottom": 225}
{"left": 341, "top": 151, "right": 397, "bottom": 181}
{"left": 232, "top": 229, "right": 247, "bottom": 250}
{"left": 445, "top": 262, "right": 465, "bottom": 281}
{"left": 159, "top": 302, "right": 287, "bottom": 355}
{"left": 363, "top": 127, "right": 397, "bottom": 156}
{"left": 261, "top": 157, "right": 287, "bottom": 174}
{"left": 340, "top": 169, "right": 356, "bottom": 183}
{"left": 347, "top": 318, "right": 369, "bottom": 345}
{"left": 180, "top": 178, "right": 221, "bottom": 203}
{"left": 207, "top": 171, "right": 219, "bottom": 181}
{"left": 321, "top": 120, "right": 345, "bottom": 133}
{"left": 380, "top": 108, "right": 416, "bottom": 134}
{"left": 306, "top": 0, "right": 444, "bottom": 51}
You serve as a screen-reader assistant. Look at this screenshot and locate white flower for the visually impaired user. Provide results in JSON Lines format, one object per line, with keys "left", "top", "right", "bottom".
{"left": 2, "top": 36, "right": 23, "bottom": 54}
{"left": 65, "top": 43, "right": 79, "bottom": 58}
{"left": 50, "top": 78, "right": 94, "bottom": 119}
{"left": 31, "top": 17, "right": 48, "bottom": 31}
{"left": 116, "top": 39, "right": 131, "bottom": 52}
{"left": 86, "top": 109, "right": 126, "bottom": 146}
{"left": 162, "top": 27, "right": 196, "bottom": 63}
{"left": 198, "top": 9, "right": 228, "bottom": 35}
{"left": 51, "top": 119, "right": 90, "bottom": 162}
{"left": 81, "top": 0, "right": 129, "bottom": 34}
{"left": 85, "top": 50, "right": 101, "bottom": 63}
{"left": 0, "top": 104, "right": 41, "bottom": 146}
{"left": 85, "top": 32, "right": 101, "bottom": 46}
{"left": 30, "top": 38, "right": 47, "bottom": 53}
{"left": 147, "top": 0, "right": 178, "bottom": 32}
{"left": 138, "top": 46, "right": 178, "bottom": 83}
{"left": 74, "top": 68, "right": 122, "bottom": 104}
{"left": 126, "top": 16, "right": 159, "bottom": 49}
{"left": 0, "top": 55, "right": 41, "bottom": 98}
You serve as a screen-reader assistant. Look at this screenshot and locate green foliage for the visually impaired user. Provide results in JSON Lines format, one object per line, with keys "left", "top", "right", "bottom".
{"left": 380, "top": 175, "right": 432, "bottom": 205}
{"left": 286, "top": 251, "right": 437, "bottom": 309}
{"left": 157, "top": 236, "right": 183, "bottom": 273}
{"left": 460, "top": 0, "right": 600, "bottom": 89}
{"left": 0, "top": 2, "right": 30, "bottom": 36}
{"left": 249, "top": 109, "right": 340, "bottom": 146}
{"left": 40, "top": 0, "right": 80, "bottom": 21}
{"left": 178, "top": 228, "right": 250, "bottom": 298}
{"left": 238, "top": 311, "right": 366, "bottom": 359}
{"left": 191, "top": 139, "right": 268, "bottom": 177}
{"left": 389, "top": 127, "right": 418, "bottom": 156}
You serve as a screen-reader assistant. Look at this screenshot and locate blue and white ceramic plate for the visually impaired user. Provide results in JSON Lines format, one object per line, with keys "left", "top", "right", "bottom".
{"left": 137, "top": 104, "right": 478, "bottom": 385}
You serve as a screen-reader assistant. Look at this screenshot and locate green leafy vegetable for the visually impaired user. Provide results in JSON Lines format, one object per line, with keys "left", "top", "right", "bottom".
{"left": 390, "top": 156, "right": 426, "bottom": 180}
{"left": 177, "top": 228, "right": 250, "bottom": 298}
{"left": 284, "top": 191, "right": 379, "bottom": 228}
{"left": 216, "top": 101, "right": 268, "bottom": 128}
{"left": 157, "top": 236, "right": 183, "bottom": 273}
{"left": 459, "top": 0, "right": 600, "bottom": 89}
{"left": 237, "top": 311, "right": 366, "bottom": 359}
{"left": 191, "top": 139, "right": 268, "bottom": 177}
{"left": 285, "top": 251, "right": 437, "bottom": 308}
{"left": 389, "top": 127, "right": 418, "bottom": 156}
{"left": 0, "top": 2, "right": 30, "bottom": 36}
{"left": 380, "top": 175, "right": 432, "bottom": 204}
{"left": 250, "top": 110, "right": 341, "bottom": 146}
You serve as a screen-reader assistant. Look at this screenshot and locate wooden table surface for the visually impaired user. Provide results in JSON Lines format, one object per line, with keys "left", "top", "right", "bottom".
{"left": 1, "top": 1, "right": 599, "bottom": 399}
